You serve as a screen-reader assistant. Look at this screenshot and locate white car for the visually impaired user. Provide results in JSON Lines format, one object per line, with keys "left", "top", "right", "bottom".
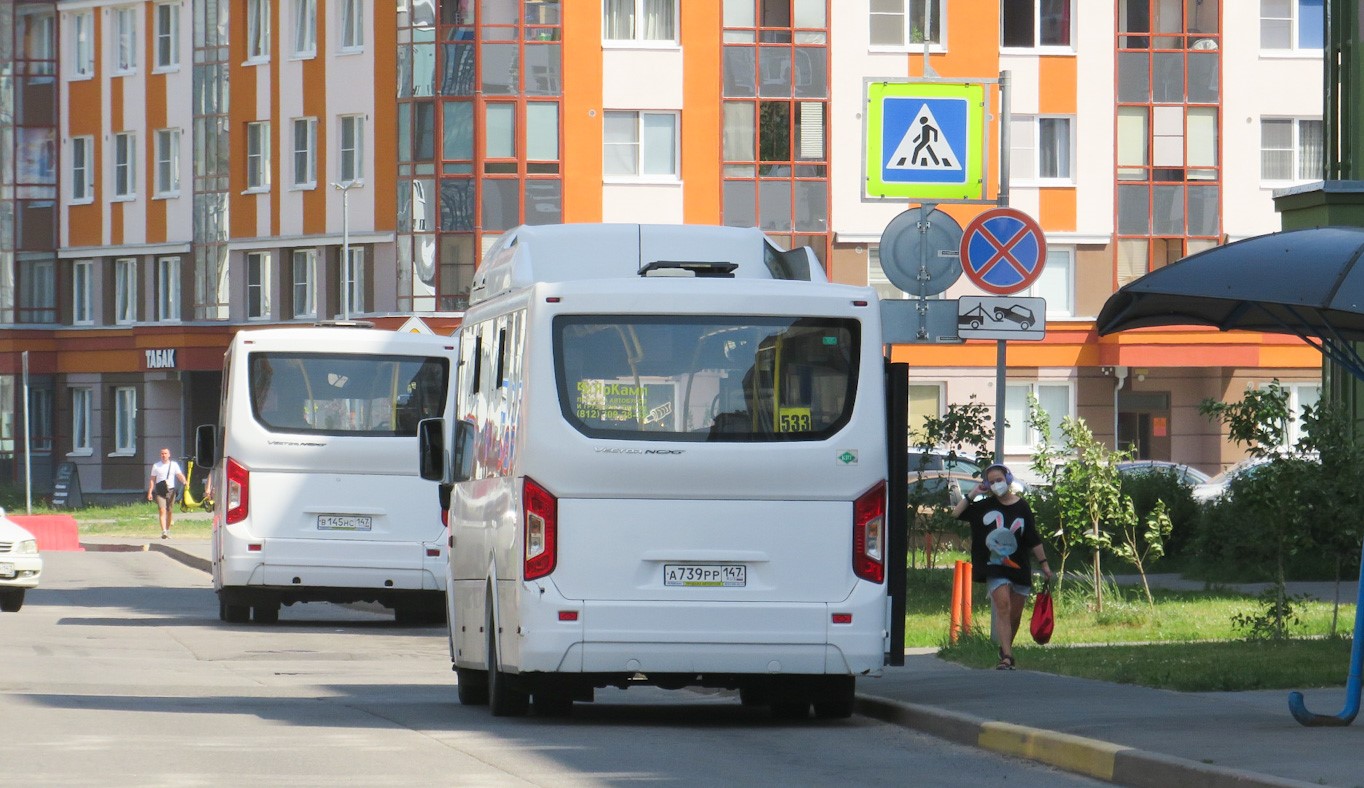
{"left": 0, "top": 509, "right": 42, "bottom": 612}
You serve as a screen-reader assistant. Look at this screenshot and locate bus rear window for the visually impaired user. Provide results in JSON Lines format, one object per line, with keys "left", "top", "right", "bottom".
{"left": 554, "top": 315, "right": 859, "bottom": 442}
{"left": 248, "top": 352, "right": 448, "bottom": 436}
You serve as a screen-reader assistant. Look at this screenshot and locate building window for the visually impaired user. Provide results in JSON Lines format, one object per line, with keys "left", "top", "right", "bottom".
{"left": 114, "top": 7, "right": 137, "bottom": 73}
{"left": 340, "top": 0, "right": 365, "bottom": 51}
{"left": 1261, "top": 0, "right": 1324, "bottom": 51}
{"left": 28, "top": 389, "right": 53, "bottom": 453}
{"left": 115, "top": 257, "right": 138, "bottom": 324}
{"left": 114, "top": 132, "right": 136, "bottom": 198}
{"left": 157, "top": 257, "right": 180, "bottom": 322}
{"left": 246, "top": 252, "right": 271, "bottom": 319}
{"left": 1010, "top": 115, "right": 1074, "bottom": 183}
{"left": 344, "top": 247, "right": 365, "bottom": 315}
{"left": 867, "top": 246, "right": 905, "bottom": 300}
{"left": 603, "top": 0, "right": 677, "bottom": 43}
{"left": 908, "top": 382, "right": 945, "bottom": 443}
{"left": 340, "top": 115, "right": 365, "bottom": 183}
{"left": 18, "top": 260, "right": 57, "bottom": 324}
{"left": 113, "top": 386, "right": 137, "bottom": 455}
{"left": 154, "top": 3, "right": 179, "bottom": 69}
{"left": 71, "top": 136, "right": 93, "bottom": 202}
{"left": 293, "top": 0, "right": 317, "bottom": 56}
{"left": 292, "top": 118, "right": 317, "bottom": 187}
{"left": 247, "top": 0, "right": 270, "bottom": 61}
{"left": 292, "top": 250, "right": 316, "bottom": 318}
{"left": 1261, "top": 118, "right": 1323, "bottom": 182}
{"left": 1284, "top": 382, "right": 1321, "bottom": 446}
{"left": 70, "top": 387, "right": 92, "bottom": 453}
{"left": 1001, "top": 0, "right": 1072, "bottom": 49}
{"left": 155, "top": 129, "right": 180, "bottom": 196}
{"left": 1004, "top": 382, "right": 1072, "bottom": 451}
{"left": 604, "top": 111, "right": 678, "bottom": 178}
{"left": 247, "top": 121, "right": 271, "bottom": 190}
{"left": 71, "top": 11, "right": 94, "bottom": 77}
{"left": 1024, "top": 247, "right": 1074, "bottom": 317}
{"left": 73, "top": 260, "right": 93, "bottom": 324}
{"left": 869, "top": 0, "right": 943, "bottom": 48}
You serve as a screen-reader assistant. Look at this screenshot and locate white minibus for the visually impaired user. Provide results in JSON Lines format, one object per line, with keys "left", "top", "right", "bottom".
{"left": 419, "top": 224, "right": 908, "bottom": 717}
{"left": 197, "top": 326, "right": 457, "bottom": 624}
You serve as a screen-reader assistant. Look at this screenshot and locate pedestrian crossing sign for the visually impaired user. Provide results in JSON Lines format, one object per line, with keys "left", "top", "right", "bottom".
{"left": 866, "top": 80, "right": 986, "bottom": 201}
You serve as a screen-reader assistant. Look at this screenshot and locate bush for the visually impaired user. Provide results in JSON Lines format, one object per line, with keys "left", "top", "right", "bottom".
{"left": 1119, "top": 470, "right": 1200, "bottom": 559}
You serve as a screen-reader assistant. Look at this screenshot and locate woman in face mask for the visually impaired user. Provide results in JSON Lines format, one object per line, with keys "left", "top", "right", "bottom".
{"left": 951, "top": 463, "right": 1053, "bottom": 670}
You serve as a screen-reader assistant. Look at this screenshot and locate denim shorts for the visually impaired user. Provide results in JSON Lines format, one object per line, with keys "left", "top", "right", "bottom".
{"left": 986, "top": 577, "right": 1032, "bottom": 597}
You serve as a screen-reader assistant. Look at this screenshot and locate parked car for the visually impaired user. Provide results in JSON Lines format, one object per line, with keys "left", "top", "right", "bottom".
{"left": 907, "top": 470, "right": 980, "bottom": 509}
{"left": 1192, "top": 458, "right": 1274, "bottom": 503}
{"left": 1116, "top": 460, "right": 1212, "bottom": 487}
{"left": 0, "top": 509, "right": 42, "bottom": 612}
{"left": 908, "top": 447, "right": 983, "bottom": 478}
{"left": 1192, "top": 453, "right": 1318, "bottom": 504}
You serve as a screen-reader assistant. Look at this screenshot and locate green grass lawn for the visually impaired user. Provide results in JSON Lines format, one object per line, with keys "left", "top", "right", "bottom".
{"left": 907, "top": 567, "right": 1359, "bottom": 691}
{"left": 23, "top": 502, "right": 213, "bottom": 539}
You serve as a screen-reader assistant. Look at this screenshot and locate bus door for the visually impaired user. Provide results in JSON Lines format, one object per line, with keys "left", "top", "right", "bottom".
{"left": 885, "top": 360, "right": 909, "bottom": 667}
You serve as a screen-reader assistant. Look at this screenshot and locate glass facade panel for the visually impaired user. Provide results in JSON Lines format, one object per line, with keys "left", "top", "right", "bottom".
{"left": 1117, "top": 52, "right": 1150, "bottom": 102}
{"left": 1118, "top": 184, "right": 1150, "bottom": 234}
{"left": 440, "top": 179, "right": 474, "bottom": 231}
{"left": 723, "top": 180, "right": 756, "bottom": 227}
{"left": 482, "top": 178, "right": 519, "bottom": 230}
{"left": 1153, "top": 185, "right": 1185, "bottom": 235}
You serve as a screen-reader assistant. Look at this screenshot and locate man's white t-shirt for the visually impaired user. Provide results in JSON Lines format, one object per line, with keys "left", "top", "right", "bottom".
{"left": 151, "top": 460, "right": 183, "bottom": 491}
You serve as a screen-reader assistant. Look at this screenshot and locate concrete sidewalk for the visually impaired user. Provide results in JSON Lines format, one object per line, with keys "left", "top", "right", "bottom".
{"left": 102, "top": 539, "right": 1362, "bottom": 787}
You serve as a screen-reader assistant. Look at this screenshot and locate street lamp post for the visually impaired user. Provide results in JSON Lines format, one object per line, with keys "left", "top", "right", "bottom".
{"left": 331, "top": 181, "right": 358, "bottom": 321}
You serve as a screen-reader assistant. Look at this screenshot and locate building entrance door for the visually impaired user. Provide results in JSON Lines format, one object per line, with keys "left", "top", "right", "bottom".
{"left": 1117, "top": 391, "right": 1171, "bottom": 460}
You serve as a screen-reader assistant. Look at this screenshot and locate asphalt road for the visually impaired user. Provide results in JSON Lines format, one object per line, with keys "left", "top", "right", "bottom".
{"left": 0, "top": 550, "right": 1108, "bottom": 787}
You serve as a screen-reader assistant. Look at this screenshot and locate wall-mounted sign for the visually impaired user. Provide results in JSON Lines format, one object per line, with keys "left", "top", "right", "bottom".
{"left": 145, "top": 349, "right": 177, "bottom": 369}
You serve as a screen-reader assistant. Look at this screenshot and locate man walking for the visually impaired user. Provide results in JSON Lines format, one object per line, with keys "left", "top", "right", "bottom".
{"left": 147, "top": 448, "right": 188, "bottom": 539}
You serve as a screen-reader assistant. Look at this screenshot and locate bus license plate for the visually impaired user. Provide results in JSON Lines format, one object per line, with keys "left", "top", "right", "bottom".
{"left": 664, "top": 564, "right": 746, "bottom": 588}
{"left": 317, "top": 515, "right": 372, "bottom": 532}
{"left": 0, "top": 562, "right": 13, "bottom": 578}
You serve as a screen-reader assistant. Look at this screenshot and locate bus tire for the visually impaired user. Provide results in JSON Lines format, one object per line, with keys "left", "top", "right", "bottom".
{"left": 811, "top": 676, "right": 855, "bottom": 719}
{"left": 456, "top": 668, "right": 489, "bottom": 706}
{"left": 738, "top": 683, "right": 770, "bottom": 707}
{"left": 220, "top": 600, "right": 250, "bottom": 623}
{"left": 532, "top": 688, "right": 574, "bottom": 718}
{"left": 769, "top": 678, "right": 811, "bottom": 720}
{"left": 252, "top": 603, "right": 280, "bottom": 624}
{"left": 487, "top": 614, "right": 529, "bottom": 717}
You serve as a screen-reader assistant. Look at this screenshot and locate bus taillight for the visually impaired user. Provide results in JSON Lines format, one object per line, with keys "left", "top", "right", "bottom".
{"left": 524, "top": 476, "right": 557, "bottom": 580}
{"left": 225, "top": 457, "right": 249, "bottom": 525}
{"left": 852, "top": 481, "right": 885, "bottom": 583}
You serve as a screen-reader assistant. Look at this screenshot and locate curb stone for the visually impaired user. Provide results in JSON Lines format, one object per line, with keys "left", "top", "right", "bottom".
{"left": 854, "top": 696, "right": 1315, "bottom": 788}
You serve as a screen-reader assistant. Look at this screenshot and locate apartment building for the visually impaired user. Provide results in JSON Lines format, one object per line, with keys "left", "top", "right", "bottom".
{"left": 0, "top": 0, "right": 1328, "bottom": 498}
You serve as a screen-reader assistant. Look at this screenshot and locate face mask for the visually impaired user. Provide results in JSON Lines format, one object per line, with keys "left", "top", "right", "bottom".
{"left": 990, "top": 481, "right": 1010, "bottom": 497}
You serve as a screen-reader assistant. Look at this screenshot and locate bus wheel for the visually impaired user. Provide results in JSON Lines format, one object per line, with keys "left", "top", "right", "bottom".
{"left": 532, "top": 689, "right": 574, "bottom": 718}
{"left": 769, "top": 679, "right": 811, "bottom": 720}
{"left": 456, "top": 668, "right": 489, "bottom": 706}
{"left": 220, "top": 600, "right": 249, "bottom": 623}
{"left": 252, "top": 603, "right": 280, "bottom": 624}
{"left": 487, "top": 616, "right": 529, "bottom": 717}
{"left": 738, "top": 683, "right": 770, "bottom": 707}
{"left": 811, "top": 676, "right": 855, "bottom": 719}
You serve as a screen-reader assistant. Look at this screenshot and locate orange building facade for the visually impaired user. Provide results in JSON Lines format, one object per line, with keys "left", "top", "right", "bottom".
{"left": 0, "top": 0, "right": 1327, "bottom": 498}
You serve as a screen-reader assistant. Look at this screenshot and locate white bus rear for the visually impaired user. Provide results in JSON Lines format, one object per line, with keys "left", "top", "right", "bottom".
{"left": 419, "top": 224, "right": 907, "bottom": 717}
{"left": 198, "top": 326, "right": 457, "bottom": 624}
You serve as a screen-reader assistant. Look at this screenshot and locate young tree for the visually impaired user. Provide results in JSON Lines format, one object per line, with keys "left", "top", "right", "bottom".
{"left": 1109, "top": 498, "right": 1173, "bottom": 606}
{"left": 1026, "top": 397, "right": 1135, "bottom": 610}
{"left": 1294, "top": 402, "right": 1364, "bottom": 634}
{"left": 1199, "top": 380, "right": 1315, "bottom": 638}
{"left": 907, "top": 397, "right": 996, "bottom": 569}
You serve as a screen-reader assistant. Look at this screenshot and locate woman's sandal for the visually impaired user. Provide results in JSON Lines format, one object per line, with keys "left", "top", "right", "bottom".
{"left": 995, "top": 654, "right": 1016, "bottom": 670}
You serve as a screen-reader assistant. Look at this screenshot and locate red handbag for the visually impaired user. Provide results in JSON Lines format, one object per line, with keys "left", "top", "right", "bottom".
{"left": 1030, "top": 584, "right": 1055, "bottom": 645}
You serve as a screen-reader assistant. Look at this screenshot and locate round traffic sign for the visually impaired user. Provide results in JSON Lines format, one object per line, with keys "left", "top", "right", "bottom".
{"left": 959, "top": 207, "right": 1047, "bottom": 295}
{"left": 878, "top": 206, "right": 963, "bottom": 297}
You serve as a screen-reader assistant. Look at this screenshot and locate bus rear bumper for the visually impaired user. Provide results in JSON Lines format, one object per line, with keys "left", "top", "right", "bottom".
{"left": 514, "top": 593, "right": 887, "bottom": 677}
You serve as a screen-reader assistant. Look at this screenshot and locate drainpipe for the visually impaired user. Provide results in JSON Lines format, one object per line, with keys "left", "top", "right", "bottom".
{"left": 1113, "top": 366, "right": 1129, "bottom": 452}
